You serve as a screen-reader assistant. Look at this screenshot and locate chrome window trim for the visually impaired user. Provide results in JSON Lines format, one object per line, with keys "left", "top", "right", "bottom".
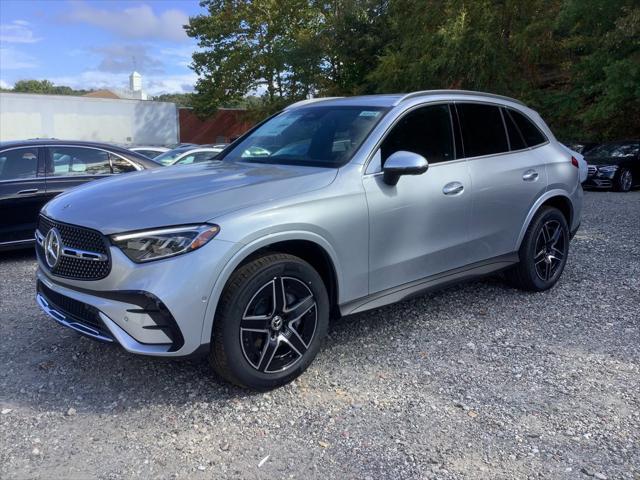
{"left": 0, "top": 177, "right": 42, "bottom": 184}
{"left": 362, "top": 100, "right": 457, "bottom": 175}
{"left": 43, "top": 145, "right": 143, "bottom": 176}
{"left": 362, "top": 99, "right": 551, "bottom": 175}
{"left": 0, "top": 146, "right": 43, "bottom": 182}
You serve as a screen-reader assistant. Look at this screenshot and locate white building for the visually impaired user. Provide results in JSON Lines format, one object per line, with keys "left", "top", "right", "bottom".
{"left": 83, "top": 71, "right": 148, "bottom": 101}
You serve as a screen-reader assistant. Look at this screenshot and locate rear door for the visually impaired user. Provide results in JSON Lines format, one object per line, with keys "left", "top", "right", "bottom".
{"left": 456, "top": 103, "right": 549, "bottom": 262}
{"left": 0, "top": 146, "right": 48, "bottom": 245}
{"left": 43, "top": 146, "right": 113, "bottom": 204}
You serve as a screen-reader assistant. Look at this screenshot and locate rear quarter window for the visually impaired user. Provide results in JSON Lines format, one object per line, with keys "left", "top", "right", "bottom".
{"left": 507, "top": 109, "right": 547, "bottom": 147}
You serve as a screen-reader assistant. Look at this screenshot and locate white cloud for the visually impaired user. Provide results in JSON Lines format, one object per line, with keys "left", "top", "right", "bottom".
{"left": 92, "top": 44, "right": 164, "bottom": 74}
{"left": 48, "top": 70, "right": 197, "bottom": 95}
{"left": 0, "top": 47, "right": 38, "bottom": 69}
{"left": 0, "top": 20, "right": 42, "bottom": 43}
{"left": 0, "top": 79, "right": 12, "bottom": 89}
{"left": 64, "top": 1, "right": 189, "bottom": 42}
{"left": 160, "top": 46, "right": 195, "bottom": 68}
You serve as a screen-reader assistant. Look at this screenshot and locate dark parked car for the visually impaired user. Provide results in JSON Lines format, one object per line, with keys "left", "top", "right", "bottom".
{"left": 564, "top": 141, "right": 599, "bottom": 155}
{"left": 584, "top": 141, "right": 639, "bottom": 192}
{"left": 0, "top": 140, "right": 160, "bottom": 250}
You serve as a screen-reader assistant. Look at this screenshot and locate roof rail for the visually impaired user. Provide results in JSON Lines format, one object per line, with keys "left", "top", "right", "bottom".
{"left": 285, "top": 97, "right": 343, "bottom": 110}
{"left": 395, "top": 90, "right": 525, "bottom": 107}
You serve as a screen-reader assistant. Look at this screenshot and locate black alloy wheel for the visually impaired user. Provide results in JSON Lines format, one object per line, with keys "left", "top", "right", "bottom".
{"left": 533, "top": 219, "right": 566, "bottom": 283}
{"left": 210, "top": 253, "right": 329, "bottom": 390}
{"left": 240, "top": 276, "right": 318, "bottom": 373}
{"left": 505, "top": 206, "right": 570, "bottom": 291}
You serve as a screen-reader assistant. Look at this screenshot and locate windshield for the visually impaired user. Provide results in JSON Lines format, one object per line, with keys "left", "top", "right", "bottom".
{"left": 221, "top": 106, "right": 388, "bottom": 167}
{"left": 587, "top": 142, "right": 639, "bottom": 158}
{"left": 154, "top": 147, "right": 193, "bottom": 166}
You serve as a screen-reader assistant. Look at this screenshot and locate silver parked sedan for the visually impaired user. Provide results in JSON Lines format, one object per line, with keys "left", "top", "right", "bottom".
{"left": 35, "top": 90, "right": 582, "bottom": 389}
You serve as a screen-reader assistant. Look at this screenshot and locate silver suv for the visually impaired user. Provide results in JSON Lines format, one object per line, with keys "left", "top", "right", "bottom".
{"left": 35, "top": 90, "right": 582, "bottom": 389}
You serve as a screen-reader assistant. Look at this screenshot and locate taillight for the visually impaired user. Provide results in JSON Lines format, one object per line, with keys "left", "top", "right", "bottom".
{"left": 571, "top": 156, "right": 579, "bottom": 168}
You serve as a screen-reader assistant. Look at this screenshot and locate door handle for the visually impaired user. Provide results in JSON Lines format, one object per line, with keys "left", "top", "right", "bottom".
{"left": 522, "top": 170, "right": 539, "bottom": 182}
{"left": 443, "top": 182, "right": 464, "bottom": 195}
{"left": 17, "top": 188, "right": 39, "bottom": 195}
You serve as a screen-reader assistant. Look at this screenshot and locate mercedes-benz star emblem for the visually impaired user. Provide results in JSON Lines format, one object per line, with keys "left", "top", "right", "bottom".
{"left": 44, "top": 228, "right": 62, "bottom": 269}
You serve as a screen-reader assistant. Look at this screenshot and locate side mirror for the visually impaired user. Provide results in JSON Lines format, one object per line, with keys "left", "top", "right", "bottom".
{"left": 383, "top": 151, "right": 429, "bottom": 186}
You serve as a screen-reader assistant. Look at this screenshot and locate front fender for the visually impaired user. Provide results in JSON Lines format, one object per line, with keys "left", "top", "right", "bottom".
{"left": 199, "top": 230, "right": 343, "bottom": 346}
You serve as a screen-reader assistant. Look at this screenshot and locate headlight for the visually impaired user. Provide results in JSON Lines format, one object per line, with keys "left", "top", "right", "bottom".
{"left": 111, "top": 224, "right": 220, "bottom": 263}
{"left": 598, "top": 165, "right": 619, "bottom": 173}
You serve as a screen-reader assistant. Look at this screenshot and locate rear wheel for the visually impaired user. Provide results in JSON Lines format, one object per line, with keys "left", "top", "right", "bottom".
{"left": 210, "top": 253, "right": 329, "bottom": 390}
{"left": 505, "top": 207, "right": 569, "bottom": 291}
{"left": 614, "top": 168, "right": 633, "bottom": 192}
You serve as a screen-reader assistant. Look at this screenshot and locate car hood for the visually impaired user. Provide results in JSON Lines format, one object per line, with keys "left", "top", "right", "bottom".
{"left": 585, "top": 156, "right": 630, "bottom": 166}
{"left": 42, "top": 161, "right": 338, "bottom": 235}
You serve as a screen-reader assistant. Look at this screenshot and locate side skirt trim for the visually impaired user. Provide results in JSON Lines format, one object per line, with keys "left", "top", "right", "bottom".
{"left": 340, "top": 253, "right": 518, "bottom": 316}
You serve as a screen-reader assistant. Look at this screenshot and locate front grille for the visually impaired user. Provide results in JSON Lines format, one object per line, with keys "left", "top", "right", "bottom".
{"left": 37, "top": 281, "right": 111, "bottom": 338}
{"left": 36, "top": 215, "right": 111, "bottom": 280}
{"left": 587, "top": 165, "right": 597, "bottom": 176}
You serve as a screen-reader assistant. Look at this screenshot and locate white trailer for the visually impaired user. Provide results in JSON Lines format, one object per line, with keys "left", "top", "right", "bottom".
{"left": 0, "top": 92, "right": 179, "bottom": 146}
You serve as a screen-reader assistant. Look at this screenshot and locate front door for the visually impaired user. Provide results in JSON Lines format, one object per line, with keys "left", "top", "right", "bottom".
{"left": 0, "top": 146, "right": 48, "bottom": 245}
{"left": 363, "top": 104, "right": 473, "bottom": 294}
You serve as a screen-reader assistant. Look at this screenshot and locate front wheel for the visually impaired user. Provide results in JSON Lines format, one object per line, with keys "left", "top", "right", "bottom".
{"left": 209, "top": 253, "right": 329, "bottom": 390}
{"left": 614, "top": 168, "right": 633, "bottom": 192}
{"left": 505, "top": 207, "right": 570, "bottom": 291}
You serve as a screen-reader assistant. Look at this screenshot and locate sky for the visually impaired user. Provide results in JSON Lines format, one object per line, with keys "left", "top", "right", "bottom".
{"left": 0, "top": 0, "right": 203, "bottom": 95}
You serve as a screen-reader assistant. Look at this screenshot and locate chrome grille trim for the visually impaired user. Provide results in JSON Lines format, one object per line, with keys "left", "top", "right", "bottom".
{"left": 36, "top": 215, "right": 111, "bottom": 280}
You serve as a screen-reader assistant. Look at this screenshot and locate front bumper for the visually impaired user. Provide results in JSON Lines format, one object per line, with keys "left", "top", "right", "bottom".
{"left": 35, "top": 237, "right": 237, "bottom": 357}
{"left": 583, "top": 177, "right": 613, "bottom": 189}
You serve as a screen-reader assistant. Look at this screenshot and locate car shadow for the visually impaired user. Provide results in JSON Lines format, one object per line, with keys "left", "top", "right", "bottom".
{"left": 2, "top": 274, "right": 509, "bottom": 414}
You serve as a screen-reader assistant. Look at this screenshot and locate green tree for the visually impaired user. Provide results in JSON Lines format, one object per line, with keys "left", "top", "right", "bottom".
{"left": 186, "top": 0, "right": 325, "bottom": 115}
{"left": 152, "top": 92, "right": 195, "bottom": 108}
{"left": 10, "top": 79, "right": 91, "bottom": 96}
{"left": 186, "top": 0, "right": 639, "bottom": 139}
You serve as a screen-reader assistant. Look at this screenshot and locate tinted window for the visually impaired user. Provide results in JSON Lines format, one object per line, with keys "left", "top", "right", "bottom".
{"left": 222, "top": 106, "right": 387, "bottom": 167}
{"left": 502, "top": 108, "right": 527, "bottom": 151}
{"left": 135, "top": 149, "right": 162, "bottom": 159}
{"left": 0, "top": 148, "right": 39, "bottom": 180}
{"left": 49, "top": 147, "right": 111, "bottom": 176}
{"left": 586, "top": 142, "right": 639, "bottom": 158}
{"left": 456, "top": 103, "right": 509, "bottom": 157}
{"left": 381, "top": 104, "right": 454, "bottom": 164}
{"left": 111, "top": 154, "right": 137, "bottom": 173}
{"left": 155, "top": 147, "right": 195, "bottom": 166}
{"left": 508, "top": 109, "right": 546, "bottom": 147}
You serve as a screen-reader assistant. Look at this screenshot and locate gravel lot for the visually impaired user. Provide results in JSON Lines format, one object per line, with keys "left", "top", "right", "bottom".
{"left": 1, "top": 190, "right": 638, "bottom": 480}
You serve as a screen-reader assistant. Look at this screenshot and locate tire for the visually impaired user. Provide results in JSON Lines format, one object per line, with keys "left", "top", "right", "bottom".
{"left": 614, "top": 168, "right": 633, "bottom": 192}
{"left": 209, "top": 253, "right": 329, "bottom": 390}
{"left": 505, "top": 207, "right": 570, "bottom": 292}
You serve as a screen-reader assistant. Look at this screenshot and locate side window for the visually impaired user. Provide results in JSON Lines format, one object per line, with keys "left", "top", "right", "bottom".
{"left": 111, "top": 154, "right": 137, "bottom": 173}
{"left": 502, "top": 108, "right": 527, "bottom": 151}
{"left": 381, "top": 104, "right": 454, "bottom": 165}
{"left": 507, "top": 109, "right": 546, "bottom": 147}
{"left": 49, "top": 147, "right": 111, "bottom": 176}
{"left": 0, "top": 148, "right": 39, "bottom": 181}
{"left": 175, "top": 154, "right": 196, "bottom": 165}
{"left": 456, "top": 103, "right": 509, "bottom": 157}
{"left": 192, "top": 151, "right": 218, "bottom": 163}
